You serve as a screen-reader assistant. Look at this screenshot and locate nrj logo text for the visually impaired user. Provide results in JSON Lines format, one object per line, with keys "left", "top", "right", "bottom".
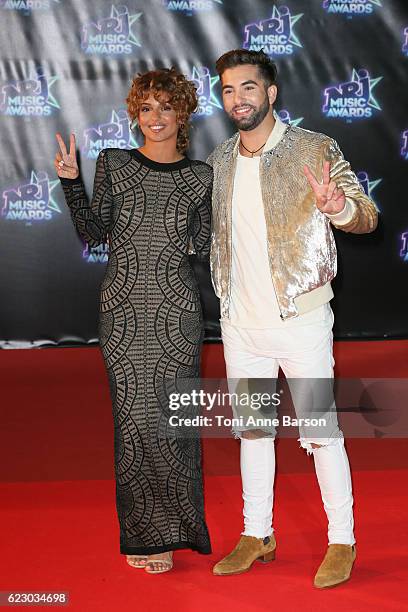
{"left": 163, "top": 0, "right": 222, "bottom": 13}
{"left": 190, "top": 67, "right": 222, "bottom": 117}
{"left": 2, "top": 171, "right": 61, "bottom": 222}
{"left": 322, "top": 0, "right": 382, "bottom": 16}
{"left": 81, "top": 5, "right": 141, "bottom": 55}
{"left": 83, "top": 242, "right": 109, "bottom": 264}
{"left": 243, "top": 5, "right": 303, "bottom": 56}
{"left": 322, "top": 69, "right": 382, "bottom": 120}
{"left": 357, "top": 171, "right": 382, "bottom": 212}
{"left": 0, "top": 69, "right": 59, "bottom": 116}
{"left": 82, "top": 110, "right": 138, "bottom": 159}
{"left": 0, "top": 0, "right": 59, "bottom": 11}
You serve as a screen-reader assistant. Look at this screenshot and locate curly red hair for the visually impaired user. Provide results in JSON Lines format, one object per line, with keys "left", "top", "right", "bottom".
{"left": 126, "top": 68, "right": 198, "bottom": 153}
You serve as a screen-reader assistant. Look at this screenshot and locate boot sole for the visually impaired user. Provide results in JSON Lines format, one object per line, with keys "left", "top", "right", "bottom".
{"left": 213, "top": 551, "right": 276, "bottom": 576}
{"left": 314, "top": 575, "right": 351, "bottom": 589}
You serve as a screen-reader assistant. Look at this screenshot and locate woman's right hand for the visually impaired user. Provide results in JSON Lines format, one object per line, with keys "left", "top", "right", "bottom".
{"left": 54, "top": 133, "right": 79, "bottom": 179}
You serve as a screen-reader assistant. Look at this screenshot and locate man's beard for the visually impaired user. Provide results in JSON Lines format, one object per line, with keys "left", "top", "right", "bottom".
{"left": 229, "top": 95, "right": 271, "bottom": 131}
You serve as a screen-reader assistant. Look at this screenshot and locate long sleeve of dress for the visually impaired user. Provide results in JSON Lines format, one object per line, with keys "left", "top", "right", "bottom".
{"left": 191, "top": 180, "right": 212, "bottom": 262}
{"left": 59, "top": 149, "right": 113, "bottom": 247}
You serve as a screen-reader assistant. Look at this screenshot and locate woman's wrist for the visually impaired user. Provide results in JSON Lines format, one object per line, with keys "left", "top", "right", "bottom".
{"left": 59, "top": 174, "right": 82, "bottom": 185}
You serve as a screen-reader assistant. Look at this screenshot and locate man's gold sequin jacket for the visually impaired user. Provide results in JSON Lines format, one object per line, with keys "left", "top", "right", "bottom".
{"left": 206, "top": 117, "right": 378, "bottom": 321}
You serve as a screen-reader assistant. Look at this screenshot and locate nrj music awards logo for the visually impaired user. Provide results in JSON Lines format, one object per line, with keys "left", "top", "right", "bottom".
{"left": 277, "top": 109, "right": 303, "bottom": 127}
{"left": 398, "top": 130, "right": 407, "bottom": 260}
{"left": 243, "top": 5, "right": 303, "bottom": 56}
{"left": 163, "top": 0, "right": 222, "bottom": 13}
{"left": 322, "top": 69, "right": 382, "bottom": 120}
{"left": 81, "top": 5, "right": 141, "bottom": 54}
{"left": 82, "top": 242, "right": 109, "bottom": 264}
{"left": 403, "top": 27, "right": 408, "bottom": 56}
{"left": 400, "top": 232, "right": 408, "bottom": 262}
{"left": 1, "top": 171, "right": 61, "bottom": 222}
{"left": 0, "top": 0, "right": 59, "bottom": 11}
{"left": 0, "top": 68, "right": 59, "bottom": 117}
{"left": 190, "top": 67, "right": 222, "bottom": 117}
{"left": 82, "top": 109, "right": 138, "bottom": 159}
{"left": 322, "top": 0, "right": 382, "bottom": 16}
{"left": 357, "top": 171, "right": 382, "bottom": 211}
{"left": 401, "top": 130, "right": 408, "bottom": 160}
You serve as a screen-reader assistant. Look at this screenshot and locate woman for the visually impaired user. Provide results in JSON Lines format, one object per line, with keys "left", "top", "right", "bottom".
{"left": 54, "top": 68, "right": 212, "bottom": 574}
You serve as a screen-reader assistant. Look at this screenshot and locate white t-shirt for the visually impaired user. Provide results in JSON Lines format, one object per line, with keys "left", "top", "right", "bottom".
{"left": 229, "top": 152, "right": 327, "bottom": 328}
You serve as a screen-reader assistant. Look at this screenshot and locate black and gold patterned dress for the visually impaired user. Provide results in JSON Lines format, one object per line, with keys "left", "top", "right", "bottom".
{"left": 60, "top": 148, "right": 212, "bottom": 555}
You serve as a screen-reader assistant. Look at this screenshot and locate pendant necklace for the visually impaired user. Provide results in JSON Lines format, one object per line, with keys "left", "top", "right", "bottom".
{"left": 240, "top": 140, "right": 267, "bottom": 158}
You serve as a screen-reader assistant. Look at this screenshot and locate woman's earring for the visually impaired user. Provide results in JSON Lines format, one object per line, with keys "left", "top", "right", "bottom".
{"left": 130, "top": 118, "right": 138, "bottom": 130}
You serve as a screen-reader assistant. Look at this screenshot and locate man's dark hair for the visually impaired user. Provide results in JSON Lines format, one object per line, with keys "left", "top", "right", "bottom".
{"left": 215, "top": 49, "right": 278, "bottom": 88}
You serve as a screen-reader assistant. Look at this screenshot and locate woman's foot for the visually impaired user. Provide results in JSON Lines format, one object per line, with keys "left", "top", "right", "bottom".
{"left": 126, "top": 555, "right": 148, "bottom": 569}
{"left": 144, "top": 551, "right": 173, "bottom": 574}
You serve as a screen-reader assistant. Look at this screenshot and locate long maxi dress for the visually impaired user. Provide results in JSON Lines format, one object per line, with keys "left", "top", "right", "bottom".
{"left": 60, "top": 147, "right": 212, "bottom": 555}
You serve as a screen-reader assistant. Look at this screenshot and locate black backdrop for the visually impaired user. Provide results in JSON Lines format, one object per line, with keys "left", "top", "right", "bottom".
{"left": 0, "top": 0, "right": 407, "bottom": 348}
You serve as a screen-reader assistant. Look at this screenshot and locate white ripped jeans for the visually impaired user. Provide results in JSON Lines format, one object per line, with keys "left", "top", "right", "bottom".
{"left": 221, "top": 305, "right": 355, "bottom": 546}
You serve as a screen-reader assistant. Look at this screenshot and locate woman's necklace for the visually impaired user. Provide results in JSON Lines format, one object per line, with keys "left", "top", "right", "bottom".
{"left": 240, "top": 140, "right": 267, "bottom": 157}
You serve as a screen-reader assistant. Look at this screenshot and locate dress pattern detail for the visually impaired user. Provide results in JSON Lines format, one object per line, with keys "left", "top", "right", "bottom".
{"left": 61, "top": 148, "right": 212, "bottom": 555}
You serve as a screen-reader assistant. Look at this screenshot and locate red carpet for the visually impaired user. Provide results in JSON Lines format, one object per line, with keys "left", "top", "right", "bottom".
{"left": 1, "top": 342, "right": 407, "bottom": 611}
{"left": 1, "top": 471, "right": 407, "bottom": 611}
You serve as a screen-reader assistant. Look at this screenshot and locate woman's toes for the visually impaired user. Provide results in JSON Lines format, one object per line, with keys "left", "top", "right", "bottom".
{"left": 127, "top": 555, "right": 147, "bottom": 567}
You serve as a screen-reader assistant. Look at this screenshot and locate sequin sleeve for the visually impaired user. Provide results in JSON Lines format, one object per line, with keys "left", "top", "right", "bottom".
{"left": 325, "top": 139, "right": 378, "bottom": 234}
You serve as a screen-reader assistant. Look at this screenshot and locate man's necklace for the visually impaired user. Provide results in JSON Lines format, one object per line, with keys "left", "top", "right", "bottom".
{"left": 240, "top": 140, "right": 267, "bottom": 157}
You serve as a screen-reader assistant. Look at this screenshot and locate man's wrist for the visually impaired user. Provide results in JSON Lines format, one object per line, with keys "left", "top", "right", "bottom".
{"left": 325, "top": 198, "right": 356, "bottom": 225}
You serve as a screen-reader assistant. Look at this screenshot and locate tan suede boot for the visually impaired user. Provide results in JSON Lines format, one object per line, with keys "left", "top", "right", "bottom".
{"left": 213, "top": 534, "right": 276, "bottom": 576}
{"left": 314, "top": 544, "right": 356, "bottom": 588}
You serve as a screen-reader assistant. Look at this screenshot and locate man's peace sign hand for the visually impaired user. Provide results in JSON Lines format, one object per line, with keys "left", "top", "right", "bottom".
{"left": 303, "top": 160, "right": 345, "bottom": 215}
{"left": 54, "top": 133, "right": 79, "bottom": 179}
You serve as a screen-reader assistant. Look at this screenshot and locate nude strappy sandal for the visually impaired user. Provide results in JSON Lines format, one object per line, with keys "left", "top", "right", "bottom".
{"left": 126, "top": 555, "right": 148, "bottom": 568}
{"left": 144, "top": 551, "right": 173, "bottom": 574}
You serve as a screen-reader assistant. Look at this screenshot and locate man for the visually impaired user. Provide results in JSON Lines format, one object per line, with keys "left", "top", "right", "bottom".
{"left": 206, "top": 49, "right": 377, "bottom": 588}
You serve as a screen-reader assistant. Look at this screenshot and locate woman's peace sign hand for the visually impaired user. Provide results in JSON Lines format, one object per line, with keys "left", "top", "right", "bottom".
{"left": 303, "top": 160, "right": 345, "bottom": 215}
{"left": 54, "top": 133, "right": 79, "bottom": 179}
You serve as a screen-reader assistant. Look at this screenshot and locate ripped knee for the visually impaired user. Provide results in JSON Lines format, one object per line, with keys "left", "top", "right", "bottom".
{"left": 298, "top": 436, "right": 343, "bottom": 456}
